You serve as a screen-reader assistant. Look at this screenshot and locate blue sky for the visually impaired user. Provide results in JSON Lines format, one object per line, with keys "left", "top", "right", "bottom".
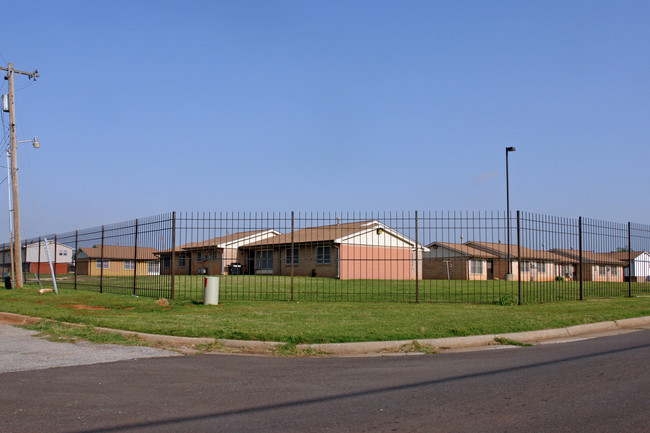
{"left": 1, "top": 0, "right": 649, "bottom": 238}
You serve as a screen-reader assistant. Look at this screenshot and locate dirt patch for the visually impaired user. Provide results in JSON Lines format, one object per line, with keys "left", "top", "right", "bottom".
{"left": 156, "top": 298, "right": 169, "bottom": 307}
{"left": 63, "top": 304, "right": 110, "bottom": 311}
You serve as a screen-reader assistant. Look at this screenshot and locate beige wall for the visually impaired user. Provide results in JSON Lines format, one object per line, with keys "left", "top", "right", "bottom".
{"left": 339, "top": 244, "right": 414, "bottom": 280}
{"left": 76, "top": 259, "right": 153, "bottom": 276}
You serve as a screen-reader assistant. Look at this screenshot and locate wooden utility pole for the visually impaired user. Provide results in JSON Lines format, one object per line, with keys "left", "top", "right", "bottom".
{"left": 1, "top": 63, "right": 39, "bottom": 288}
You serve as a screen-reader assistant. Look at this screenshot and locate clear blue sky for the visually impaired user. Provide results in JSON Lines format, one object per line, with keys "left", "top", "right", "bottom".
{"left": 1, "top": 0, "right": 649, "bottom": 238}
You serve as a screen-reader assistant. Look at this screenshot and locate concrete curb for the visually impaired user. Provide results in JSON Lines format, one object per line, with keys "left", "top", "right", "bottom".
{"left": 295, "top": 316, "right": 650, "bottom": 355}
{"left": 0, "top": 312, "right": 41, "bottom": 325}
{"left": 2, "top": 312, "right": 649, "bottom": 356}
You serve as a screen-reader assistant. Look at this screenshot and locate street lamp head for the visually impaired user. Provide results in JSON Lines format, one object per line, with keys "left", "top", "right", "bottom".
{"left": 506, "top": 146, "right": 516, "bottom": 152}
{"left": 32, "top": 137, "right": 40, "bottom": 149}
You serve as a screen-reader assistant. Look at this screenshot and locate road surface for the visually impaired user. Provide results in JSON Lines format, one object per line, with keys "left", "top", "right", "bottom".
{"left": 1, "top": 326, "right": 648, "bottom": 432}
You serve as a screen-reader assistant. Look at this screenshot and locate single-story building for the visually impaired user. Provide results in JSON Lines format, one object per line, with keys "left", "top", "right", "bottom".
{"left": 549, "top": 249, "right": 625, "bottom": 282}
{"left": 239, "top": 220, "right": 428, "bottom": 280}
{"left": 0, "top": 240, "right": 75, "bottom": 275}
{"left": 466, "top": 241, "right": 576, "bottom": 281}
{"left": 157, "top": 229, "right": 280, "bottom": 276}
{"left": 75, "top": 245, "right": 160, "bottom": 276}
{"left": 422, "top": 242, "right": 500, "bottom": 280}
{"left": 606, "top": 251, "right": 650, "bottom": 283}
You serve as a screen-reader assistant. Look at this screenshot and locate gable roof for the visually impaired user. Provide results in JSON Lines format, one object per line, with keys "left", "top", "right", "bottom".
{"left": 467, "top": 241, "right": 574, "bottom": 262}
{"left": 156, "top": 229, "right": 280, "bottom": 255}
{"left": 426, "top": 242, "right": 499, "bottom": 259}
{"left": 550, "top": 249, "right": 631, "bottom": 265}
{"left": 77, "top": 245, "right": 159, "bottom": 261}
{"left": 243, "top": 220, "right": 426, "bottom": 250}
{"left": 604, "top": 251, "right": 647, "bottom": 262}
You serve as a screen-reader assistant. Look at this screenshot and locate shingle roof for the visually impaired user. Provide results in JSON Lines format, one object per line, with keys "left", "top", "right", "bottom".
{"left": 243, "top": 221, "right": 384, "bottom": 247}
{"left": 550, "top": 249, "right": 631, "bottom": 265}
{"left": 426, "top": 242, "right": 499, "bottom": 259}
{"left": 467, "top": 241, "right": 574, "bottom": 262}
{"left": 157, "top": 229, "right": 277, "bottom": 254}
{"left": 78, "top": 245, "right": 158, "bottom": 261}
{"left": 604, "top": 251, "right": 646, "bottom": 262}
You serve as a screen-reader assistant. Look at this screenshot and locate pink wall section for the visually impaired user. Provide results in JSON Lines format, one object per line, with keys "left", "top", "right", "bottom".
{"left": 339, "top": 245, "right": 414, "bottom": 280}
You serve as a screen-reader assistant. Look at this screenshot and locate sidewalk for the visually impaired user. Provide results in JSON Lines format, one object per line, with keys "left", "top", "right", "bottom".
{"left": 2, "top": 311, "right": 649, "bottom": 356}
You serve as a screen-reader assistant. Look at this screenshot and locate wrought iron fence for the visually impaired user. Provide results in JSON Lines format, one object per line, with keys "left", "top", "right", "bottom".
{"left": 2, "top": 210, "right": 649, "bottom": 304}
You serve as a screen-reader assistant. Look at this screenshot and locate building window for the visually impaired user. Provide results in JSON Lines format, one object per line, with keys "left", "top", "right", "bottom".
{"left": 96, "top": 259, "right": 110, "bottom": 269}
{"left": 521, "top": 261, "right": 531, "bottom": 272}
{"left": 148, "top": 261, "right": 160, "bottom": 275}
{"left": 179, "top": 253, "right": 186, "bottom": 267}
{"left": 470, "top": 260, "right": 483, "bottom": 275}
{"left": 255, "top": 250, "right": 273, "bottom": 270}
{"left": 59, "top": 250, "right": 67, "bottom": 256}
{"left": 316, "top": 246, "right": 332, "bottom": 264}
{"left": 611, "top": 267, "right": 618, "bottom": 276}
{"left": 285, "top": 247, "right": 299, "bottom": 265}
{"left": 124, "top": 260, "right": 135, "bottom": 271}
{"left": 537, "top": 262, "right": 546, "bottom": 273}
{"left": 599, "top": 266, "right": 607, "bottom": 276}
{"left": 163, "top": 257, "right": 171, "bottom": 268}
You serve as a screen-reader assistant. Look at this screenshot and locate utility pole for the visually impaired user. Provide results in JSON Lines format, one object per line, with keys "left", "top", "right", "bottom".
{"left": 1, "top": 63, "right": 39, "bottom": 288}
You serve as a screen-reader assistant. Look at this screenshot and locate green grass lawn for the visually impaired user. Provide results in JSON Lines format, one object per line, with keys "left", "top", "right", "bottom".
{"left": 2, "top": 285, "right": 649, "bottom": 344}
{"left": 41, "top": 273, "right": 650, "bottom": 304}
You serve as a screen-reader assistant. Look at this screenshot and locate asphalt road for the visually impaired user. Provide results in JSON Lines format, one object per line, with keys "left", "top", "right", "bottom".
{"left": 1, "top": 328, "right": 648, "bottom": 433}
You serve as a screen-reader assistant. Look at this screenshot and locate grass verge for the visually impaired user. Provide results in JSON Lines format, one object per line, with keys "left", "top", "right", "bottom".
{"left": 1, "top": 286, "right": 649, "bottom": 345}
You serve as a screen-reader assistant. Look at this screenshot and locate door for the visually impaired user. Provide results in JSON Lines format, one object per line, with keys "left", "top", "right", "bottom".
{"left": 487, "top": 260, "right": 494, "bottom": 280}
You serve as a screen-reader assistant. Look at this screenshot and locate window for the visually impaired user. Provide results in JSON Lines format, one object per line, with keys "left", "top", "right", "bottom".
{"left": 148, "top": 261, "right": 160, "bottom": 275}
{"left": 59, "top": 250, "right": 67, "bottom": 256}
{"left": 470, "top": 260, "right": 483, "bottom": 275}
{"left": 521, "top": 261, "right": 531, "bottom": 272}
{"left": 611, "top": 267, "right": 618, "bottom": 276}
{"left": 316, "top": 246, "right": 332, "bottom": 264}
{"left": 561, "top": 265, "right": 573, "bottom": 277}
{"left": 179, "top": 253, "right": 186, "bottom": 267}
{"left": 285, "top": 247, "right": 299, "bottom": 265}
{"left": 599, "top": 266, "right": 607, "bottom": 276}
{"left": 96, "top": 259, "right": 110, "bottom": 269}
{"left": 163, "top": 257, "right": 171, "bottom": 268}
{"left": 255, "top": 250, "right": 273, "bottom": 270}
{"left": 537, "top": 262, "right": 546, "bottom": 273}
{"left": 124, "top": 260, "right": 135, "bottom": 271}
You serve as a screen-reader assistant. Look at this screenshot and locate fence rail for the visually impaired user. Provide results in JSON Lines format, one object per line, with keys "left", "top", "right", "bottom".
{"left": 2, "top": 211, "right": 649, "bottom": 304}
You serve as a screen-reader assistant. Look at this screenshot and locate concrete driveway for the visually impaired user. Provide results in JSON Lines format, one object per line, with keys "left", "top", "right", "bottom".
{"left": 0, "top": 323, "right": 179, "bottom": 374}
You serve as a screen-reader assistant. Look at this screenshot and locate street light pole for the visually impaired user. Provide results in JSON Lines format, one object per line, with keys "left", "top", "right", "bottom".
{"left": 506, "top": 146, "right": 516, "bottom": 279}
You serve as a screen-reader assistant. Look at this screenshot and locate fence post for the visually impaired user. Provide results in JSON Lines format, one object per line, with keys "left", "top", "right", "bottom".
{"left": 171, "top": 212, "right": 176, "bottom": 300}
{"left": 415, "top": 210, "right": 419, "bottom": 303}
{"left": 100, "top": 226, "right": 105, "bottom": 294}
{"left": 578, "top": 216, "right": 583, "bottom": 300}
{"left": 290, "top": 211, "right": 294, "bottom": 302}
{"left": 628, "top": 221, "right": 632, "bottom": 298}
{"left": 53, "top": 234, "right": 57, "bottom": 278}
{"left": 516, "top": 210, "right": 521, "bottom": 305}
{"left": 23, "top": 239, "right": 27, "bottom": 285}
{"left": 37, "top": 236, "right": 42, "bottom": 280}
{"left": 74, "top": 230, "right": 78, "bottom": 290}
{"left": 133, "top": 219, "right": 139, "bottom": 296}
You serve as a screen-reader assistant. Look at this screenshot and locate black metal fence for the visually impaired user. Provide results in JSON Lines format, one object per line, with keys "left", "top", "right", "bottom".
{"left": 3, "top": 211, "right": 649, "bottom": 304}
